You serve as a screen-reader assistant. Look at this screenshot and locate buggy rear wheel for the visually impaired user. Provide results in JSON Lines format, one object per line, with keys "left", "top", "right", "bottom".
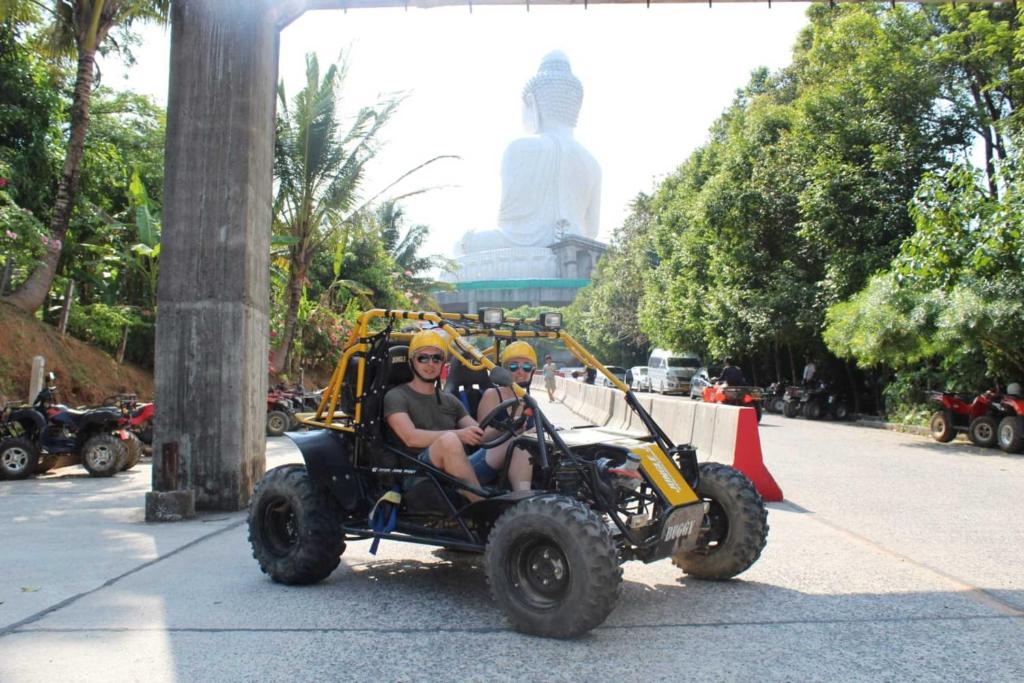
{"left": 929, "top": 411, "right": 955, "bottom": 443}
{"left": 968, "top": 416, "right": 998, "bottom": 448}
{"left": 0, "top": 437, "right": 40, "bottom": 480}
{"left": 248, "top": 464, "right": 345, "bottom": 585}
{"left": 783, "top": 401, "right": 800, "bottom": 418}
{"left": 673, "top": 462, "right": 768, "bottom": 580}
{"left": 485, "top": 494, "right": 622, "bottom": 638}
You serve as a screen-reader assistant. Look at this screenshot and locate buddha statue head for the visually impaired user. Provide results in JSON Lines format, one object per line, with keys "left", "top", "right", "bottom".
{"left": 521, "top": 51, "right": 584, "bottom": 133}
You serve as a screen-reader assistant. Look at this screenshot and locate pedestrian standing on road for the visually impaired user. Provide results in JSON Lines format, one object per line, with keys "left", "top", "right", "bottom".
{"left": 542, "top": 354, "right": 558, "bottom": 401}
{"left": 802, "top": 357, "right": 816, "bottom": 386}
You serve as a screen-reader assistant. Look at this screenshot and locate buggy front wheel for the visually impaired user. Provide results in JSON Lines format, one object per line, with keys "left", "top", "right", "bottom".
{"left": 248, "top": 464, "right": 345, "bottom": 585}
{"left": 485, "top": 494, "right": 622, "bottom": 638}
{"left": 673, "top": 462, "right": 768, "bottom": 580}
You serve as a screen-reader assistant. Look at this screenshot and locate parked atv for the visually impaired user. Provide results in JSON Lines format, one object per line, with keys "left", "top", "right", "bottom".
{"left": 928, "top": 389, "right": 1004, "bottom": 448}
{"left": 799, "top": 381, "right": 850, "bottom": 421}
{"left": 782, "top": 385, "right": 803, "bottom": 418}
{"left": 105, "top": 393, "right": 155, "bottom": 469}
{"left": 762, "top": 382, "right": 786, "bottom": 415}
{"left": 247, "top": 308, "right": 769, "bottom": 638}
{"left": 0, "top": 374, "right": 130, "bottom": 480}
{"left": 996, "top": 383, "right": 1024, "bottom": 454}
{"left": 702, "top": 384, "right": 763, "bottom": 422}
{"left": 266, "top": 389, "right": 297, "bottom": 437}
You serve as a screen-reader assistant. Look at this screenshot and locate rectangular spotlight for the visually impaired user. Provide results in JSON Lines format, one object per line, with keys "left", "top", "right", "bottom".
{"left": 539, "top": 312, "right": 562, "bottom": 329}
{"left": 480, "top": 308, "right": 505, "bottom": 326}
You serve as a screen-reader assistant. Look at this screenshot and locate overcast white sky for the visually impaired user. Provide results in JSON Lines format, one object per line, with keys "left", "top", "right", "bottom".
{"left": 102, "top": 4, "right": 812, "bottom": 260}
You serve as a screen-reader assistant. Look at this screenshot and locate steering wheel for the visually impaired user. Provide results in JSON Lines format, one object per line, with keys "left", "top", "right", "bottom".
{"left": 477, "top": 395, "right": 528, "bottom": 450}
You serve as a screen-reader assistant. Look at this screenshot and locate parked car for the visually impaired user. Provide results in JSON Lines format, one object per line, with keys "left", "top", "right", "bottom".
{"left": 647, "top": 349, "right": 702, "bottom": 395}
{"left": 557, "top": 366, "right": 586, "bottom": 381}
{"left": 688, "top": 366, "right": 721, "bottom": 400}
{"left": 630, "top": 366, "right": 652, "bottom": 392}
{"left": 598, "top": 366, "right": 629, "bottom": 388}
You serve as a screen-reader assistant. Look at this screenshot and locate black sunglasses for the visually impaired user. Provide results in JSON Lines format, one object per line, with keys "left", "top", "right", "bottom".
{"left": 415, "top": 354, "right": 445, "bottom": 364}
{"left": 506, "top": 362, "right": 534, "bottom": 373}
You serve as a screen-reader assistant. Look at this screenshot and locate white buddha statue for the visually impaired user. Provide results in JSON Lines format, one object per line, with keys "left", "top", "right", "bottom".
{"left": 451, "top": 51, "right": 602, "bottom": 280}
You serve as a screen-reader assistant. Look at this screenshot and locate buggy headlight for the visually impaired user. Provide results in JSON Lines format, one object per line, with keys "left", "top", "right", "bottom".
{"left": 480, "top": 308, "right": 504, "bottom": 327}
{"left": 539, "top": 312, "right": 562, "bottom": 329}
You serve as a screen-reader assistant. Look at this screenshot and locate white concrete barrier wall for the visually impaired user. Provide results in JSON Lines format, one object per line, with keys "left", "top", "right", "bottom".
{"left": 649, "top": 397, "right": 698, "bottom": 445}
{"left": 607, "top": 390, "right": 631, "bottom": 431}
{"left": 563, "top": 380, "right": 584, "bottom": 414}
{"left": 577, "top": 383, "right": 611, "bottom": 426}
{"left": 563, "top": 389, "right": 758, "bottom": 465}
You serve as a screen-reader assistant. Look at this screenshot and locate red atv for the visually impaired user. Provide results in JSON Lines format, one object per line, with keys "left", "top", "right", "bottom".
{"left": 266, "top": 389, "right": 297, "bottom": 437}
{"left": 996, "top": 383, "right": 1024, "bottom": 454}
{"left": 105, "top": 394, "right": 155, "bottom": 469}
{"left": 928, "top": 390, "right": 1004, "bottom": 447}
{"left": 702, "top": 384, "right": 763, "bottom": 422}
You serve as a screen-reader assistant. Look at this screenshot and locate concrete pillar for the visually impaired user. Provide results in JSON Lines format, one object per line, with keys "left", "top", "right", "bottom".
{"left": 149, "top": 0, "right": 278, "bottom": 519}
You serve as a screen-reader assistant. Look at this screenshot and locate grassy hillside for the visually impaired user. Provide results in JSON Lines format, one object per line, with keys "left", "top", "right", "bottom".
{"left": 0, "top": 302, "right": 153, "bottom": 408}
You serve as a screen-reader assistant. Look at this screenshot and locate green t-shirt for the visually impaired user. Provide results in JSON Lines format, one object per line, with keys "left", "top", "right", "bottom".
{"left": 382, "top": 383, "right": 469, "bottom": 455}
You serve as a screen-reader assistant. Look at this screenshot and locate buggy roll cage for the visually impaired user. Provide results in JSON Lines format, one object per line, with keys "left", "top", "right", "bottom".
{"left": 294, "top": 309, "right": 696, "bottom": 556}
{"left": 300, "top": 308, "right": 676, "bottom": 456}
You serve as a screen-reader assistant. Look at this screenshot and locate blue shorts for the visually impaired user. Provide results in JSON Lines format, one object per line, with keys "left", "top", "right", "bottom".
{"left": 417, "top": 446, "right": 499, "bottom": 485}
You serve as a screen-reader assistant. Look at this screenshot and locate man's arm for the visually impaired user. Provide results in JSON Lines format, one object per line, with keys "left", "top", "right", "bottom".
{"left": 474, "top": 388, "right": 511, "bottom": 441}
{"left": 385, "top": 411, "right": 483, "bottom": 449}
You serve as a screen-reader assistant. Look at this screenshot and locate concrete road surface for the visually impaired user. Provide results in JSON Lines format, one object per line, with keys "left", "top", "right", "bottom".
{"left": 1, "top": 396, "right": 1022, "bottom": 682}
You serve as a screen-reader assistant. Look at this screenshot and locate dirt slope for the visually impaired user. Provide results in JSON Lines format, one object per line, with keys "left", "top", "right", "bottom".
{"left": 0, "top": 302, "right": 153, "bottom": 407}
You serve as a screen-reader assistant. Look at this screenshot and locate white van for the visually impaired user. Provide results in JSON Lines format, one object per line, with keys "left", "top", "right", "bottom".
{"left": 646, "top": 348, "right": 702, "bottom": 395}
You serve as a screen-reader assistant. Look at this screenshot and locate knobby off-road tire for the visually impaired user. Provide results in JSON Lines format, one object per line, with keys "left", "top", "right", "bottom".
{"left": 783, "top": 401, "right": 800, "bottom": 418}
{"left": 266, "top": 410, "right": 290, "bottom": 437}
{"left": 485, "top": 494, "right": 622, "bottom": 638}
{"left": 121, "top": 433, "right": 143, "bottom": 471}
{"left": 673, "top": 462, "right": 769, "bottom": 581}
{"left": 0, "top": 437, "right": 40, "bottom": 480}
{"left": 997, "top": 416, "right": 1024, "bottom": 454}
{"left": 770, "top": 397, "right": 786, "bottom": 414}
{"left": 968, "top": 416, "right": 998, "bottom": 448}
{"left": 248, "top": 464, "right": 346, "bottom": 585}
{"left": 803, "top": 401, "right": 823, "bottom": 420}
{"left": 81, "top": 433, "right": 127, "bottom": 477}
{"left": 930, "top": 411, "right": 955, "bottom": 443}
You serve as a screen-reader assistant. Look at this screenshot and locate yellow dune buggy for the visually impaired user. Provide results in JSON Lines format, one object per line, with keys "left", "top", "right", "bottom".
{"left": 247, "top": 308, "right": 768, "bottom": 638}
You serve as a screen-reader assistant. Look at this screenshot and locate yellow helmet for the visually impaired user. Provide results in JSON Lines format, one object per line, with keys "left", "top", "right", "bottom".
{"left": 409, "top": 330, "right": 448, "bottom": 358}
{"left": 500, "top": 341, "right": 537, "bottom": 365}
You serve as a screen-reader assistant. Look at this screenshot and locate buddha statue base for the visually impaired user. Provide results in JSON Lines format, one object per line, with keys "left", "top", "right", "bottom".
{"left": 443, "top": 247, "right": 558, "bottom": 283}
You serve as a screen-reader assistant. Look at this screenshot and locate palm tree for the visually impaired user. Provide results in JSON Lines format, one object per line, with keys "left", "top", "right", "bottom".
{"left": 377, "top": 200, "right": 453, "bottom": 309}
{"left": 0, "top": 0, "right": 169, "bottom": 314}
{"left": 271, "top": 52, "right": 406, "bottom": 372}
